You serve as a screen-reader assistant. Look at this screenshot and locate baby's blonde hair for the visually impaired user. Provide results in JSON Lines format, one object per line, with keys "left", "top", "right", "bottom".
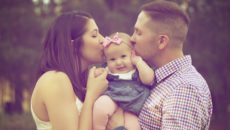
{"left": 107, "top": 32, "right": 132, "bottom": 49}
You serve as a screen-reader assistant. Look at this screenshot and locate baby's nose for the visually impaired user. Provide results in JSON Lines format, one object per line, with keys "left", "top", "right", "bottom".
{"left": 115, "top": 59, "right": 122, "bottom": 65}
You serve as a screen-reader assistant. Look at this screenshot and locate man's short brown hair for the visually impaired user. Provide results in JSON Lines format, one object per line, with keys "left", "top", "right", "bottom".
{"left": 141, "top": 0, "right": 190, "bottom": 25}
{"left": 141, "top": 0, "right": 190, "bottom": 46}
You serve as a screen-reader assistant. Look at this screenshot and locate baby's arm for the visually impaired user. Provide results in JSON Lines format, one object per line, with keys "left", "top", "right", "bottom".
{"left": 131, "top": 52, "right": 154, "bottom": 86}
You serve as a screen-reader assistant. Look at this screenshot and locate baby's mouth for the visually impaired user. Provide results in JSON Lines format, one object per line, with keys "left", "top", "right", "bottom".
{"left": 117, "top": 66, "right": 126, "bottom": 71}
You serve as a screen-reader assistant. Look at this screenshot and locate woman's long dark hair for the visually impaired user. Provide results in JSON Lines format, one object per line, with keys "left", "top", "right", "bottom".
{"left": 38, "top": 11, "right": 92, "bottom": 101}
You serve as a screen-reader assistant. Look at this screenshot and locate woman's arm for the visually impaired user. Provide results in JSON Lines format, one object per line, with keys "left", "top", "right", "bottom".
{"left": 42, "top": 72, "right": 79, "bottom": 130}
{"left": 78, "top": 67, "right": 108, "bottom": 130}
{"left": 42, "top": 67, "right": 108, "bottom": 130}
{"left": 131, "top": 53, "right": 155, "bottom": 85}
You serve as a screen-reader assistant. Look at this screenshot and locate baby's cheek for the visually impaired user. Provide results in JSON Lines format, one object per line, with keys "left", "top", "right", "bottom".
{"left": 107, "top": 62, "right": 113, "bottom": 69}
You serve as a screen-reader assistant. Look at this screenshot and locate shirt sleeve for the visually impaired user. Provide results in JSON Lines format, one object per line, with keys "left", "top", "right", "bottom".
{"left": 161, "top": 84, "right": 205, "bottom": 130}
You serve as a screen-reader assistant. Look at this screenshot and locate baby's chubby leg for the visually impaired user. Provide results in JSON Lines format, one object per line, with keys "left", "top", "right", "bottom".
{"left": 93, "top": 95, "right": 117, "bottom": 130}
{"left": 124, "top": 112, "right": 141, "bottom": 130}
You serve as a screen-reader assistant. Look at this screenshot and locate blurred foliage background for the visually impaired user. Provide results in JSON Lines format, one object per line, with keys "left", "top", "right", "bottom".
{"left": 0, "top": 0, "right": 229, "bottom": 130}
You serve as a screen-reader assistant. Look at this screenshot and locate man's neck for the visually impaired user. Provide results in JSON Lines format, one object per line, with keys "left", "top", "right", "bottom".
{"left": 151, "top": 50, "right": 184, "bottom": 69}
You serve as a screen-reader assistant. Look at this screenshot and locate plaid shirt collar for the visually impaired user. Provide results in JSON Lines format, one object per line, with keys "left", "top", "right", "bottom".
{"left": 155, "top": 55, "right": 192, "bottom": 84}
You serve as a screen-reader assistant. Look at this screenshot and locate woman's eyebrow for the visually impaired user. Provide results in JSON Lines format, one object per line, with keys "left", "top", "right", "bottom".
{"left": 91, "top": 29, "right": 98, "bottom": 34}
{"left": 93, "top": 29, "right": 98, "bottom": 32}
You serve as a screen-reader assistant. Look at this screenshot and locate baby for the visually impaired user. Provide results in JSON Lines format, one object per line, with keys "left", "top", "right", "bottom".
{"left": 93, "top": 32, "right": 155, "bottom": 130}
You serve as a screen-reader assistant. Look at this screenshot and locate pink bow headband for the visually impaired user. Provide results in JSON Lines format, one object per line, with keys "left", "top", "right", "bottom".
{"left": 103, "top": 32, "right": 122, "bottom": 47}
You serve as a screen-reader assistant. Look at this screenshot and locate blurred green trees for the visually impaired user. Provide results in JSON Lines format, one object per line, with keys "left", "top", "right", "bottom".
{"left": 185, "top": 0, "right": 230, "bottom": 128}
{"left": 0, "top": 0, "right": 229, "bottom": 129}
{"left": 0, "top": 0, "right": 42, "bottom": 113}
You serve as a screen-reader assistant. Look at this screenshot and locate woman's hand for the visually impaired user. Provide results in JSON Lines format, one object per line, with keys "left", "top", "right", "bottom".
{"left": 94, "top": 67, "right": 105, "bottom": 77}
{"left": 86, "top": 66, "right": 108, "bottom": 101}
{"left": 106, "top": 107, "right": 125, "bottom": 130}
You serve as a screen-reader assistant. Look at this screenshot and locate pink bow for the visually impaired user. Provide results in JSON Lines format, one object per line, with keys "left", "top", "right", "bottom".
{"left": 103, "top": 32, "right": 122, "bottom": 47}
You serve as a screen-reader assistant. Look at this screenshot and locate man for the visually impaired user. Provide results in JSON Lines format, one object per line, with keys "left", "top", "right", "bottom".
{"left": 109, "top": 1, "right": 213, "bottom": 130}
{"left": 132, "top": 1, "right": 212, "bottom": 130}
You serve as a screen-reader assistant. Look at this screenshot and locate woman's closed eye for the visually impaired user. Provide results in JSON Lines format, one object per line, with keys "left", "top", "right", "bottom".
{"left": 92, "top": 30, "right": 98, "bottom": 38}
{"left": 92, "top": 34, "right": 97, "bottom": 38}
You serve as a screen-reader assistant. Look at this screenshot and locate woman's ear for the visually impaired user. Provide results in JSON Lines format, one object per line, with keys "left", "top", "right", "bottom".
{"left": 158, "top": 35, "right": 169, "bottom": 50}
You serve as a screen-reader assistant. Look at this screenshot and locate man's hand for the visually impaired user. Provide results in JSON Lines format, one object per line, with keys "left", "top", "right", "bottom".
{"left": 106, "top": 107, "right": 125, "bottom": 130}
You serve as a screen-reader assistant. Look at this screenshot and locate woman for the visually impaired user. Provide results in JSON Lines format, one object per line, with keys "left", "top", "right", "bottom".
{"left": 31, "top": 11, "right": 108, "bottom": 130}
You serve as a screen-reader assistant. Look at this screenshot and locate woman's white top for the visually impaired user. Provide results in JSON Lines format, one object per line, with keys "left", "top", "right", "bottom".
{"left": 31, "top": 98, "right": 83, "bottom": 130}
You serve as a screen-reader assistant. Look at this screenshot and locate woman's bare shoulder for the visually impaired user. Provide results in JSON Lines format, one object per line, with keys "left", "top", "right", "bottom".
{"left": 35, "top": 71, "right": 74, "bottom": 96}
{"left": 40, "top": 70, "right": 69, "bottom": 81}
{"left": 37, "top": 71, "right": 70, "bottom": 85}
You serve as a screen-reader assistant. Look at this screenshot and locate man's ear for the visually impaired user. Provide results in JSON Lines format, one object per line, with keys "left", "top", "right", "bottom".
{"left": 157, "top": 35, "right": 169, "bottom": 50}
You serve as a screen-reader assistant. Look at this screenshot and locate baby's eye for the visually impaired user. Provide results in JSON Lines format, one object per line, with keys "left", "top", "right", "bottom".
{"left": 121, "top": 55, "right": 127, "bottom": 58}
{"left": 110, "top": 58, "right": 115, "bottom": 61}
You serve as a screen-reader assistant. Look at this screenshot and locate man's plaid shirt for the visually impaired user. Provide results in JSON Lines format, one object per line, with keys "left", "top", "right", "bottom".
{"left": 139, "top": 55, "right": 213, "bottom": 130}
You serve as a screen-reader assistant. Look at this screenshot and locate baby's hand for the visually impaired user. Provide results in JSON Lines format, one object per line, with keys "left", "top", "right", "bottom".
{"left": 131, "top": 50, "right": 142, "bottom": 65}
{"left": 94, "top": 68, "right": 106, "bottom": 77}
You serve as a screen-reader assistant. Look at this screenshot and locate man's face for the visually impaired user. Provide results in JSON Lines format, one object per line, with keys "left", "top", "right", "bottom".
{"left": 131, "top": 11, "right": 159, "bottom": 63}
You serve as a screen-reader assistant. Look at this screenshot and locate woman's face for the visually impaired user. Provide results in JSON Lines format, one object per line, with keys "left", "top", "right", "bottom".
{"left": 81, "top": 19, "right": 104, "bottom": 65}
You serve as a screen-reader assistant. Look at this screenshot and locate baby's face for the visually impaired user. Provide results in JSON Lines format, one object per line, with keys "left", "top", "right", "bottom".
{"left": 104, "top": 43, "right": 134, "bottom": 74}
